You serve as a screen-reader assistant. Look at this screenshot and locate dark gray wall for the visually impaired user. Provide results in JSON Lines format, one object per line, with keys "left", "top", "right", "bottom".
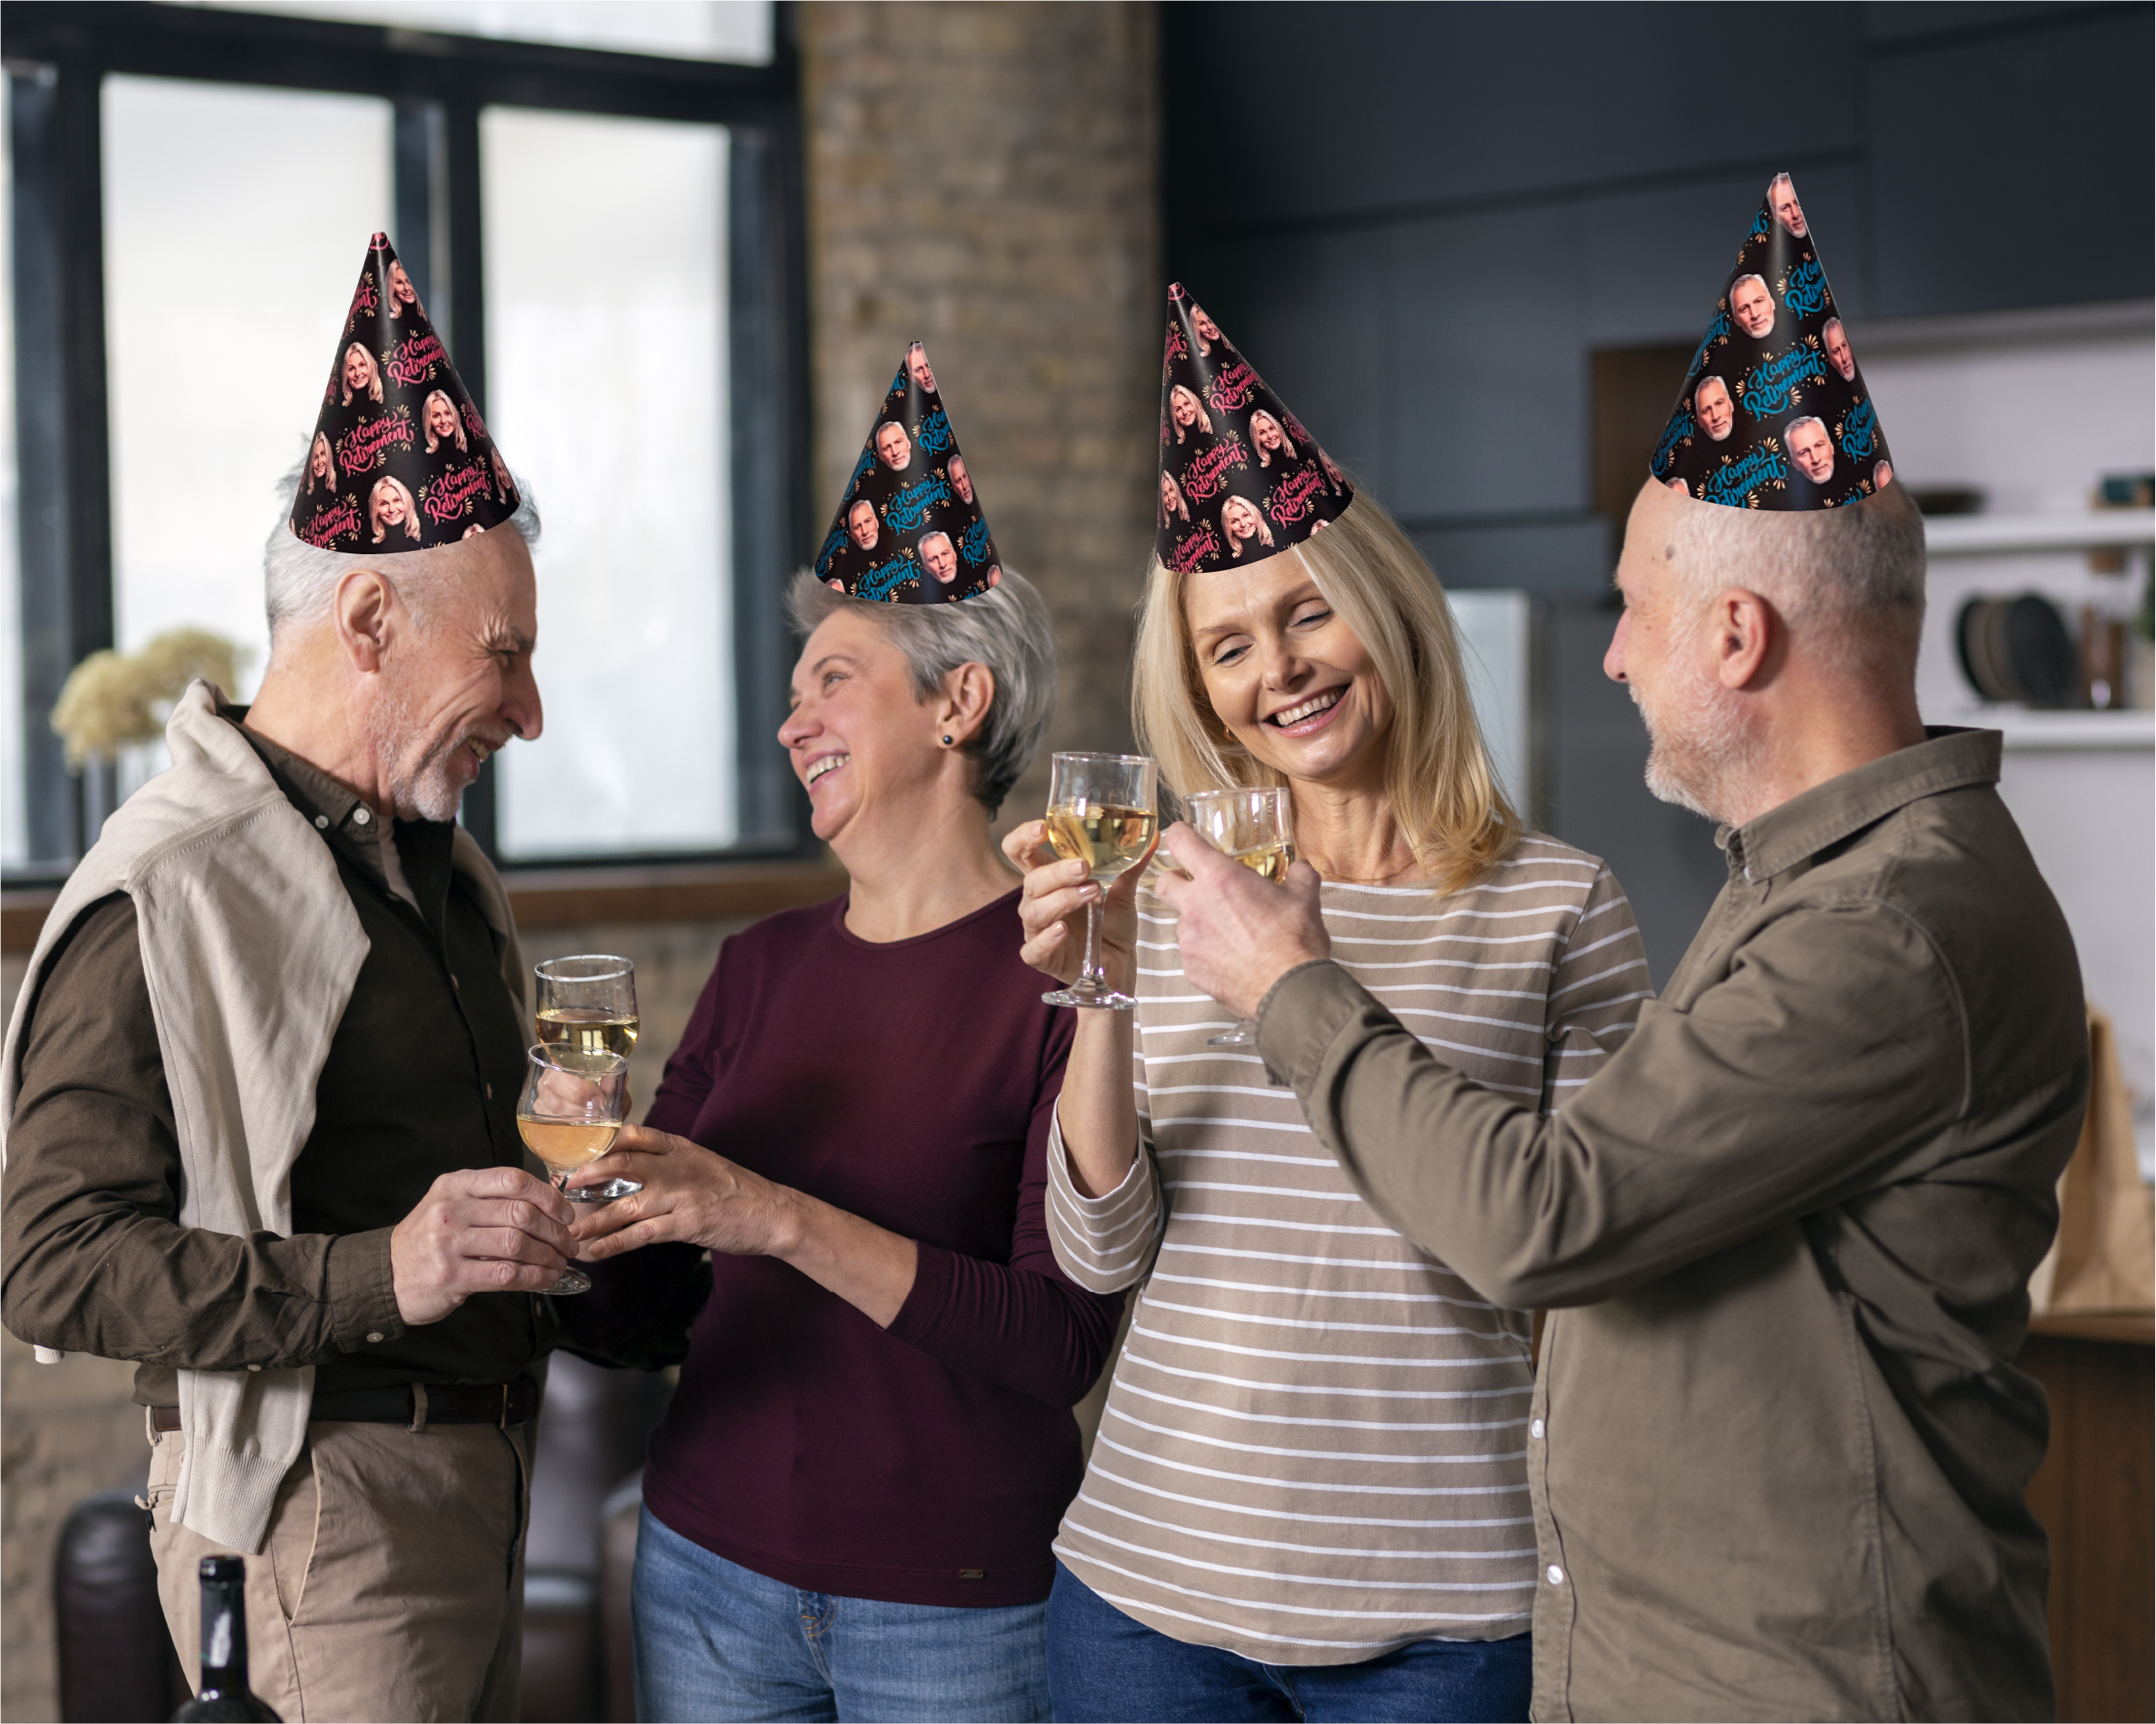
{"left": 1163, "top": 0, "right": 2155, "bottom": 981}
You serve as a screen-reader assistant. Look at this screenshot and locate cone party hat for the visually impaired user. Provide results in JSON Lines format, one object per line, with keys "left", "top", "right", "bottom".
{"left": 288, "top": 233, "right": 519, "bottom": 552}
{"left": 1155, "top": 285, "right": 1351, "bottom": 575}
{"left": 1651, "top": 175, "right": 1894, "bottom": 510}
{"left": 815, "top": 344, "right": 1001, "bottom": 603}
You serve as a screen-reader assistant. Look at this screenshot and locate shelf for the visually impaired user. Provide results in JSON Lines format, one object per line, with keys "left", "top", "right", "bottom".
{"left": 1925, "top": 510, "right": 2156, "bottom": 556}
{"left": 1929, "top": 706, "right": 2156, "bottom": 751}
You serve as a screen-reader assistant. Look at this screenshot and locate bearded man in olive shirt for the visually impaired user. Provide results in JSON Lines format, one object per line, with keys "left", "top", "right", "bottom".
{"left": 1156, "top": 477, "right": 2086, "bottom": 1721}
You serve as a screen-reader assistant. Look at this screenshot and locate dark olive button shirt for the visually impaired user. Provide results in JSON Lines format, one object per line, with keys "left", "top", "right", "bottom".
{"left": 1, "top": 718, "right": 550, "bottom": 1403}
{"left": 1257, "top": 729, "right": 2087, "bottom": 1722}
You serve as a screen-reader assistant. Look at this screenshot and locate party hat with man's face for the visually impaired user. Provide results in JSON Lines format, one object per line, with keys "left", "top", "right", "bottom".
{"left": 288, "top": 232, "right": 519, "bottom": 553}
{"left": 814, "top": 344, "right": 1001, "bottom": 603}
{"left": 1155, "top": 285, "right": 1352, "bottom": 575}
{"left": 1651, "top": 175, "right": 1894, "bottom": 510}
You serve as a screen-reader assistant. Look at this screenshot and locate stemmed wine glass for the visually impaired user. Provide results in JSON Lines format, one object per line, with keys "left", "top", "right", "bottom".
{"left": 534, "top": 955, "right": 639, "bottom": 1062}
{"left": 1041, "top": 751, "right": 1160, "bottom": 1010}
{"left": 1183, "top": 785, "right": 1295, "bottom": 1047}
{"left": 515, "top": 1044, "right": 635, "bottom": 1297}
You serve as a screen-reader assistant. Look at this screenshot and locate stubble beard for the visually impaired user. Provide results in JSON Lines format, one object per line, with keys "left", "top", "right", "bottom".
{"left": 367, "top": 674, "right": 471, "bottom": 824}
{"left": 1631, "top": 663, "right": 1760, "bottom": 825}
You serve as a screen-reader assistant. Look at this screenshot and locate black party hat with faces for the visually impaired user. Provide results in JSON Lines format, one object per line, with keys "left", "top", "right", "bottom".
{"left": 1651, "top": 176, "right": 1894, "bottom": 510}
{"left": 1155, "top": 285, "right": 1352, "bottom": 575}
{"left": 289, "top": 233, "right": 519, "bottom": 552}
{"left": 814, "top": 344, "right": 1001, "bottom": 603}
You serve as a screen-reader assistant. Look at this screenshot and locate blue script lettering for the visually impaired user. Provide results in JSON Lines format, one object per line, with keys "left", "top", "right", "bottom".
{"left": 1687, "top": 309, "right": 1730, "bottom": 381}
{"left": 1652, "top": 405, "right": 1695, "bottom": 477}
{"left": 1740, "top": 345, "right": 1827, "bottom": 418}
{"left": 1838, "top": 398, "right": 1878, "bottom": 462}
{"left": 915, "top": 407, "right": 954, "bottom": 455}
{"left": 1703, "top": 447, "right": 1787, "bottom": 507}
{"left": 960, "top": 518, "right": 994, "bottom": 566}
{"left": 814, "top": 526, "right": 847, "bottom": 575}
{"left": 885, "top": 474, "right": 952, "bottom": 531}
{"left": 1783, "top": 260, "right": 1828, "bottom": 320}
{"left": 850, "top": 447, "right": 876, "bottom": 490}
{"left": 857, "top": 555, "right": 913, "bottom": 601}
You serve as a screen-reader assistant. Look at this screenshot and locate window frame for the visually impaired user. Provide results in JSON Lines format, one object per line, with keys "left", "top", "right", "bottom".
{"left": 2, "top": 0, "right": 812, "bottom": 881}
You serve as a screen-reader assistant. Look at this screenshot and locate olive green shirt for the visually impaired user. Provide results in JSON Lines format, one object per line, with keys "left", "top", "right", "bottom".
{"left": 1257, "top": 729, "right": 2086, "bottom": 1721}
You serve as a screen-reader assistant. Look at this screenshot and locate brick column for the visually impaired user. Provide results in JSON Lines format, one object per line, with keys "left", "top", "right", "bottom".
{"left": 801, "top": 3, "right": 1162, "bottom": 819}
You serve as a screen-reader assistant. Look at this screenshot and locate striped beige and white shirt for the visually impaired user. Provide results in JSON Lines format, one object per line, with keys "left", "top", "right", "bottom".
{"left": 1046, "top": 835, "right": 1649, "bottom": 1665}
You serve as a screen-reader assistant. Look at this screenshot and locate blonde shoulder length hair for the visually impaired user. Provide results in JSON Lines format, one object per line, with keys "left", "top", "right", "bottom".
{"left": 1133, "top": 491, "right": 1521, "bottom": 896}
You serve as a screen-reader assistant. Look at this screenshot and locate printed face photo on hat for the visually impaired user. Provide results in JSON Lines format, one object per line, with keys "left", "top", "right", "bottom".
{"left": 948, "top": 453, "right": 974, "bottom": 505}
{"left": 920, "top": 530, "right": 959, "bottom": 584}
{"left": 1665, "top": 478, "right": 1692, "bottom": 495}
{"left": 341, "top": 341, "right": 383, "bottom": 405}
{"left": 1770, "top": 174, "right": 1808, "bottom": 238}
{"left": 1220, "top": 494, "right": 1276, "bottom": 559}
{"left": 1823, "top": 318, "right": 1856, "bottom": 382}
{"left": 1785, "top": 416, "right": 1836, "bottom": 483}
{"left": 1192, "top": 306, "right": 1223, "bottom": 355}
{"left": 1160, "top": 469, "right": 1190, "bottom": 523}
{"left": 422, "top": 389, "right": 467, "bottom": 454}
{"left": 1319, "top": 447, "right": 1346, "bottom": 491}
{"left": 1874, "top": 458, "right": 1894, "bottom": 489}
{"left": 875, "top": 420, "right": 914, "bottom": 473}
{"left": 906, "top": 343, "right": 937, "bottom": 394}
{"left": 462, "top": 523, "right": 484, "bottom": 539}
{"left": 307, "top": 432, "right": 336, "bottom": 494}
{"left": 1694, "top": 375, "right": 1735, "bottom": 442}
{"left": 1169, "top": 384, "right": 1213, "bottom": 443}
{"left": 386, "top": 259, "right": 420, "bottom": 316}
{"left": 490, "top": 448, "right": 516, "bottom": 503}
{"left": 1249, "top": 410, "right": 1297, "bottom": 468}
{"left": 848, "top": 499, "right": 880, "bottom": 551}
{"left": 1730, "top": 275, "right": 1776, "bottom": 339}
{"left": 368, "top": 474, "right": 419, "bottom": 543}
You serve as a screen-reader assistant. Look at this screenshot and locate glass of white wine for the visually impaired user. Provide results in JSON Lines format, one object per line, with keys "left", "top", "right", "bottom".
{"left": 516, "top": 1044, "right": 635, "bottom": 1297}
{"left": 1041, "top": 751, "right": 1160, "bottom": 1011}
{"left": 1183, "top": 785, "right": 1294, "bottom": 1047}
{"left": 535, "top": 955, "right": 639, "bottom": 1064}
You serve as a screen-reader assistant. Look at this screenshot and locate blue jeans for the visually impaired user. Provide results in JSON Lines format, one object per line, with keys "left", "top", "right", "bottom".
{"left": 1046, "top": 1563, "right": 1532, "bottom": 1723}
{"left": 631, "top": 1505, "right": 1052, "bottom": 1721}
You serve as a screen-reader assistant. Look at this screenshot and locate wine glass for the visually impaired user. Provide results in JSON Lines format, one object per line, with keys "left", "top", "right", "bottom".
{"left": 534, "top": 955, "right": 639, "bottom": 1064}
{"left": 1041, "top": 751, "right": 1160, "bottom": 1010}
{"left": 1183, "top": 785, "right": 1295, "bottom": 1047}
{"left": 515, "top": 1044, "right": 635, "bottom": 1297}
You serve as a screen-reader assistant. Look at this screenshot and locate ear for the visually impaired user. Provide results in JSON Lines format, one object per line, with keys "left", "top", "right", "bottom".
{"left": 933, "top": 660, "right": 996, "bottom": 747}
{"left": 1709, "top": 588, "right": 1777, "bottom": 691}
{"left": 332, "top": 567, "right": 398, "bottom": 674}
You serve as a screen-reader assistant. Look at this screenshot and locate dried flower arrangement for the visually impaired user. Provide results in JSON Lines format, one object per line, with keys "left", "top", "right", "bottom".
{"left": 49, "top": 628, "right": 250, "bottom": 768}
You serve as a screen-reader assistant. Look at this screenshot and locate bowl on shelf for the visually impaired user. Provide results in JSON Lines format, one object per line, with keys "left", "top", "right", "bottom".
{"left": 1956, "top": 595, "right": 2079, "bottom": 708}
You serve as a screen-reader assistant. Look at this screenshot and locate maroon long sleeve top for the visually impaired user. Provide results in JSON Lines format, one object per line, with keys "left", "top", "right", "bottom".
{"left": 566, "top": 891, "right": 1125, "bottom": 1608}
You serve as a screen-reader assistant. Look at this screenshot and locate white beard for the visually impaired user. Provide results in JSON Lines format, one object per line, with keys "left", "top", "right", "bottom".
{"left": 367, "top": 677, "right": 468, "bottom": 824}
{"left": 1631, "top": 665, "right": 1760, "bottom": 824}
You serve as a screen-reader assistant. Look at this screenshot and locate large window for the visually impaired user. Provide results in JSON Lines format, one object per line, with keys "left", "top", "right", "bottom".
{"left": 3, "top": 1, "right": 806, "bottom": 881}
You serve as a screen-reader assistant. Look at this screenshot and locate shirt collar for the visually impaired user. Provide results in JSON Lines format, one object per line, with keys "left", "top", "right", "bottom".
{"left": 1720, "top": 727, "right": 2002, "bottom": 882}
{"left": 225, "top": 714, "right": 392, "bottom": 875}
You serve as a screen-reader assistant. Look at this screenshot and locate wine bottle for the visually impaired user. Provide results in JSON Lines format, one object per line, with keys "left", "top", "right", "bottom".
{"left": 173, "top": 1556, "right": 281, "bottom": 1721}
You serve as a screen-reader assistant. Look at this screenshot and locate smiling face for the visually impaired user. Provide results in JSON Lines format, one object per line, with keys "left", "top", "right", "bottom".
{"left": 1694, "top": 376, "right": 1735, "bottom": 442}
{"left": 921, "top": 531, "right": 959, "bottom": 583}
{"left": 1182, "top": 548, "right": 1394, "bottom": 798}
{"left": 1787, "top": 418, "right": 1836, "bottom": 483}
{"left": 1730, "top": 276, "right": 1777, "bottom": 340}
{"left": 363, "top": 528, "right": 542, "bottom": 822}
{"left": 1824, "top": 320, "right": 1854, "bottom": 381}
{"left": 343, "top": 345, "right": 372, "bottom": 393}
{"left": 373, "top": 479, "right": 409, "bottom": 526}
{"left": 1171, "top": 388, "right": 1201, "bottom": 430}
{"left": 875, "top": 422, "right": 913, "bottom": 472}
{"left": 907, "top": 345, "right": 937, "bottom": 393}
{"left": 848, "top": 500, "right": 880, "bottom": 550}
{"left": 1193, "top": 309, "right": 1221, "bottom": 346}
{"left": 1221, "top": 495, "right": 1261, "bottom": 547}
{"left": 778, "top": 606, "right": 949, "bottom": 849}
{"left": 949, "top": 454, "right": 973, "bottom": 504}
{"left": 1251, "top": 413, "right": 1284, "bottom": 453}
{"left": 425, "top": 393, "right": 458, "bottom": 440}
{"left": 310, "top": 436, "right": 333, "bottom": 479}
{"left": 1771, "top": 178, "right": 1807, "bottom": 237}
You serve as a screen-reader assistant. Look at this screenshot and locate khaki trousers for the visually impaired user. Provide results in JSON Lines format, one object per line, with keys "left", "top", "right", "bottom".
{"left": 147, "top": 1413, "right": 531, "bottom": 1723}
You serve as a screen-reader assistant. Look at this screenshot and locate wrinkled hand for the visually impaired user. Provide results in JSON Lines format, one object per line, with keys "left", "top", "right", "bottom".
{"left": 389, "top": 1166, "right": 578, "bottom": 1326}
{"left": 1153, "top": 822, "right": 1330, "bottom": 1022}
{"left": 568, "top": 1124, "right": 804, "bottom": 1261}
{"left": 1002, "top": 817, "right": 1157, "bottom": 994}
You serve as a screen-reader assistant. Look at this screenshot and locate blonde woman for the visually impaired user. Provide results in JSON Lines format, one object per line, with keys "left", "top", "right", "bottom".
{"left": 422, "top": 389, "right": 468, "bottom": 454}
{"left": 340, "top": 341, "right": 383, "bottom": 407}
{"left": 368, "top": 474, "right": 420, "bottom": 544}
{"left": 304, "top": 432, "right": 336, "bottom": 496}
{"left": 1248, "top": 409, "right": 1297, "bottom": 468}
{"left": 1007, "top": 493, "right": 1649, "bottom": 1722}
{"left": 1220, "top": 493, "right": 1276, "bottom": 560}
{"left": 1168, "top": 383, "right": 1212, "bottom": 444}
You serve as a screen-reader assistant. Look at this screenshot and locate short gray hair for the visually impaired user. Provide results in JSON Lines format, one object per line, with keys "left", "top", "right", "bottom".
{"left": 263, "top": 463, "right": 540, "bottom": 648}
{"left": 786, "top": 569, "right": 1056, "bottom": 816}
{"left": 1670, "top": 481, "right": 1926, "bottom": 670}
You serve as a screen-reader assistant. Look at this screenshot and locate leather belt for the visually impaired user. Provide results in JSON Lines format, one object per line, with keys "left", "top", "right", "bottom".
{"left": 151, "top": 1378, "right": 538, "bottom": 1435}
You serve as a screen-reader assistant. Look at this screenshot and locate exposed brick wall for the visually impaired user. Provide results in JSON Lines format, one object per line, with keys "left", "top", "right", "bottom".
{"left": 802, "top": 1, "right": 1162, "bottom": 825}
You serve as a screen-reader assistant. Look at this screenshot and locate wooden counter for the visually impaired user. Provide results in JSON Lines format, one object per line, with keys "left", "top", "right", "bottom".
{"left": 2021, "top": 1310, "right": 2154, "bottom": 1722}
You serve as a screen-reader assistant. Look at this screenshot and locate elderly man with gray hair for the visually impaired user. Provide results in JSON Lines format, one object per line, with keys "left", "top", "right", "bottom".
{"left": 1153, "top": 398, "right": 2085, "bottom": 1708}
{"left": 2, "top": 237, "right": 573, "bottom": 1722}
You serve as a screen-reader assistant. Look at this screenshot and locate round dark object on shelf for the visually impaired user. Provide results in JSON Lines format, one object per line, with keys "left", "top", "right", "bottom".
{"left": 2003, "top": 595, "right": 2079, "bottom": 707}
{"left": 1956, "top": 598, "right": 2015, "bottom": 701}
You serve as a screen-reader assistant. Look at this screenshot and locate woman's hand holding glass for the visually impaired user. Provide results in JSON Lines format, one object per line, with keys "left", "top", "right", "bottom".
{"left": 567, "top": 1124, "right": 806, "bottom": 1264}
{"left": 1004, "top": 812, "right": 1159, "bottom": 1006}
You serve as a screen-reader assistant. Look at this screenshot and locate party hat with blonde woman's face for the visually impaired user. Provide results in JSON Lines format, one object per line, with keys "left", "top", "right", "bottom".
{"left": 1155, "top": 285, "right": 1352, "bottom": 576}
{"left": 1651, "top": 175, "right": 1894, "bottom": 510}
{"left": 814, "top": 343, "right": 1001, "bottom": 604}
{"left": 289, "top": 233, "right": 520, "bottom": 553}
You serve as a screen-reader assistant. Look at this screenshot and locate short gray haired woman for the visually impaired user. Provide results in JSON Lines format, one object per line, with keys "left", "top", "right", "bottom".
{"left": 559, "top": 568, "right": 1123, "bottom": 1724}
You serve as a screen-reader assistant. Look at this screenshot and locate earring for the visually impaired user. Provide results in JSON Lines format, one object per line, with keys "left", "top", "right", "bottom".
{"left": 942, "top": 734, "right": 954, "bottom": 746}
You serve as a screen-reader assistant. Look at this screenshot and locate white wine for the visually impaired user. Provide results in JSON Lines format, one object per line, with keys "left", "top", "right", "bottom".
{"left": 1046, "top": 802, "right": 1158, "bottom": 881}
{"left": 1229, "top": 839, "right": 1293, "bottom": 883}
{"left": 517, "top": 1116, "right": 621, "bottom": 1171}
{"left": 536, "top": 1008, "right": 640, "bottom": 1062}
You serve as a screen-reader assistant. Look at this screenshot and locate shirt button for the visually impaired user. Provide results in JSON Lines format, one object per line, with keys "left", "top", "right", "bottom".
{"left": 353, "top": 806, "right": 372, "bottom": 826}
{"left": 485, "top": 1082, "right": 494, "bottom": 1100}
{"left": 246, "top": 1362, "right": 262, "bottom": 1372}
{"left": 1530, "top": 1418, "right": 1546, "bottom": 1440}
{"left": 1546, "top": 1564, "right": 1565, "bottom": 1586}
{"left": 314, "top": 814, "right": 328, "bottom": 829}
{"left": 365, "top": 1331, "right": 384, "bottom": 1344}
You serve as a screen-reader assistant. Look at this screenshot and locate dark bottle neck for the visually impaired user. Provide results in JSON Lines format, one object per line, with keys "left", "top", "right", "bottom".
{"left": 198, "top": 1577, "right": 250, "bottom": 1689}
